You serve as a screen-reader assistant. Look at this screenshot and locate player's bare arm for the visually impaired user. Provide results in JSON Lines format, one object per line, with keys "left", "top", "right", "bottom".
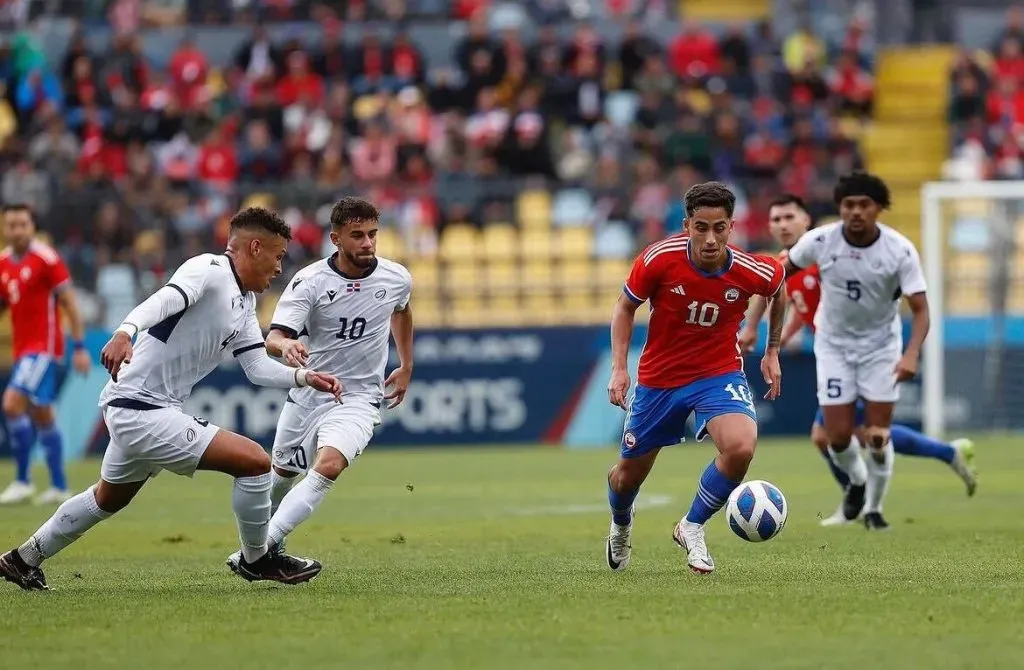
{"left": 761, "top": 283, "right": 786, "bottom": 400}
{"left": 266, "top": 328, "right": 309, "bottom": 367}
{"left": 896, "top": 292, "right": 929, "bottom": 382}
{"left": 56, "top": 284, "right": 91, "bottom": 374}
{"left": 779, "top": 307, "right": 804, "bottom": 349}
{"left": 384, "top": 302, "right": 414, "bottom": 409}
{"left": 739, "top": 295, "right": 767, "bottom": 352}
{"left": 608, "top": 292, "right": 640, "bottom": 409}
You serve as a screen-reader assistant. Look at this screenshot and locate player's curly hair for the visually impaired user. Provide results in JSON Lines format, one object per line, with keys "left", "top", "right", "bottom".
{"left": 330, "top": 196, "right": 381, "bottom": 229}
{"left": 229, "top": 206, "right": 293, "bottom": 241}
{"left": 683, "top": 182, "right": 736, "bottom": 218}
{"left": 833, "top": 171, "right": 891, "bottom": 209}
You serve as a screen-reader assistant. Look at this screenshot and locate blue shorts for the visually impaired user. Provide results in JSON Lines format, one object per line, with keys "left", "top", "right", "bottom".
{"left": 7, "top": 354, "right": 65, "bottom": 406}
{"left": 813, "top": 400, "right": 866, "bottom": 427}
{"left": 621, "top": 371, "right": 758, "bottom": 458}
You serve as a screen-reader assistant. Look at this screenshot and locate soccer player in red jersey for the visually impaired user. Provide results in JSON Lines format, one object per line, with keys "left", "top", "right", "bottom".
{"left": 0, "top": 204, "right": 90, "bottom": 506}
{"left": 741, "top": 194, "right": 976, "bottom": 527}
{"left": 604, "top": 182, "right": 788, "bottom": 575}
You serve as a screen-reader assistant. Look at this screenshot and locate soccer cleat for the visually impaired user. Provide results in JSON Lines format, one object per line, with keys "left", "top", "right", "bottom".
{"left": 34, "top": 488, "right": 73, "bottom": 505}
{"left": 820, "top": 501, "right": 855, "bottom": 527}
{"left": 0, "top": 481, "right": 36, "bottom": 505}
{"left": 0, "top": 549, "right": 48, "bottom": 590}
{"left": 672, "top": 520, "right": 715, "bottom": 574}
{"left": 842, "top": 483, "right": 866, "bottom": 521}
{"left": 949, "top": 438, "right": 977, "bottom": 497}
{"left": 232, "top": 549, "right": 320, "bottom": 585}
{"left": 605, "top": 509, "right": 633, "bottom": 572}
{"left": 226, "top": 540, "right": 287, "bottom": 575}
{"left": 863, "top": 511, "right": 890, "bottom": 530}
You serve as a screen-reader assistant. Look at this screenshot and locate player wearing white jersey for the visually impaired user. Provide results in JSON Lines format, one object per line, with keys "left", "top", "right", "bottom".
{"left": 783, "top": 172, "right": 931, "bottom": 530}
{"left": 226, "top": 197, "right": 414, "bottom": 573}
{"left": 0, "top": 208, "right": 343, "bottom": 591}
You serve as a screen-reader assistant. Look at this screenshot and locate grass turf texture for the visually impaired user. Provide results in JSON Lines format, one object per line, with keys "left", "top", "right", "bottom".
{"left": 1, "top": 437, "right": 1022, "bottom": 669}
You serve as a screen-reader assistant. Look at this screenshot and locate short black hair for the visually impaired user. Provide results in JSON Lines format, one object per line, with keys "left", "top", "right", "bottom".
{"left": 683, "top": 181, "right": 736, "bottom": 218}
{"left": 229, "top": 206, "right": 292, "bottom": 241}
{"left": 2, "top": 203, "right": 35, "bottom": 220}
{"left": 330, "top": 196, "right": 380, "bottom": 229}
{"left": 833, "top": 171, "right": 891, "bottom": 209}
{"left": 768, "top": 193, "right": 808, "bottom": 212}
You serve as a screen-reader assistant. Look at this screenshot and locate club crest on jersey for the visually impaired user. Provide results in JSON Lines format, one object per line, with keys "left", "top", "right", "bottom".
{"left": 375, "top": 288, "right": 387, "bottom": 300}
{"left": 346, "top": 282, "right": 361, "bottom": 293}
{"left": 623, "top": 431, "right": 636, "bottom": 449}
{"left": 724, "top": 288, "right": 740, "bottom": 303}
{"left": 20, "top": 267, "right": 31, "bottom": 280}
{"left": 803, "top": 274, "right": 816, "bottom": 289}
{"left": 326, "top": 289, "right": 337, "bottom": 301}
{"left": 231, "top": 295, "right": 244, "bottom": 309}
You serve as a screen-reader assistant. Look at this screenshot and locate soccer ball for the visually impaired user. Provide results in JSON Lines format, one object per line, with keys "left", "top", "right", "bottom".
{"left": 726, "top": 480, "right": 788, "bottom": 542}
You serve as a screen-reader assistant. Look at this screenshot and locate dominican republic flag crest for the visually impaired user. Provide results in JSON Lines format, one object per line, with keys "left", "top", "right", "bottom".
{"left": 346, "top": 282, "right": 361, "bottom": 293}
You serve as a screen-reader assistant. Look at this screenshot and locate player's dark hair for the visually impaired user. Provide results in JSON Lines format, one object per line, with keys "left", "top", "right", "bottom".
{"left": 330, "top": 196, "right": 380, "bottom": 229}
{"left": 229, "top": 206, "right": 292, "bottom": 241}
{"left": 683, "top": 181, "right": 736, "bottom": 218}
{"left": 833, "top": 171, "right": 891, "bottom": 209}
{"left": 768, "top": 193, "right": 808, "bottom": 212}
{"left": 2, "top": 203, "right": 35, "bottom": 221}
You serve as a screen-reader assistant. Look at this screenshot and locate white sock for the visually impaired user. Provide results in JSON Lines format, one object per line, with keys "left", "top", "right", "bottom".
{"left": 268, "top": 470, "right": 334, "bottom": 548}
{"left": 18, "top": 485, "right": 112, "bottom": 567}
{"left": 829, "top": 442, "right": 868, "bottom": 486}
{"left": 864, "top": 438, "right": 895, "bottom": 514}
{"left": 270, "top": 469, "right": 297, "bottom": 518}
{"left": 233, "top": 473, "right": 272, "bottom": 563}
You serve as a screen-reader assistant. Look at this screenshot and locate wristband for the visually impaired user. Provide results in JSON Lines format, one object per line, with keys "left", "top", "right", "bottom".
{"left": 294, "top": 368, "right": 310, "bottom": 387}
{"left": 72, "top": 340, "right": 86, "bottom": 350}
{"left": 116, "top": 323, "right": 138, "bottom": 339}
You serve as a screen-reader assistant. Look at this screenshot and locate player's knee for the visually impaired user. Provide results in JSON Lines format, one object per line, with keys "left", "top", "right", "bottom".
{"left": 28, "top": 404, "right": 54, "bottom": 426}
{"left": 2, "top": 389, "right": 27, "bottom": 417}
{"left": 272, "top": 464, "right": 299, "bottom": 479}
{"left": 313, "top": 447, "right": 348, "bottom": 481}
{"left": 810, "top": 425, "right": 829, "bottom": 452}
{"left": 865, "top": 425, "right": 890, "bottom": 451}
{"left": 238, "top": 449, "right": 271, "bottom": 478}
{"left": 723, "top": 440, "right": 755, "bottom": 470}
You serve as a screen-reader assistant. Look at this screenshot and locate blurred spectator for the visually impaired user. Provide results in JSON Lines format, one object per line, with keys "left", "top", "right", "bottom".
{"left": 782, "top": 21, "right": 826, "bottom": 75}
{"left": 669, "top": 20, "right": 721, "bottom": 79}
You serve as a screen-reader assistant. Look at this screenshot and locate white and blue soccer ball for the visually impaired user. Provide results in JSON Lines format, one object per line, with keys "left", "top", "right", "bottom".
{"left": 726, "top": 480, "right": 788, "bottom": 542}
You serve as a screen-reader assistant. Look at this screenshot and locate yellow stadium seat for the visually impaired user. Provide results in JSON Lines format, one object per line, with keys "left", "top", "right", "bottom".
{"left": 517, "top": 190, "right": 552, "bottom": 229}
{"left": 946, "top": 281, "right": 988, "bottom": 316}
{"left": 1008, "top": 284, "right": 1024, "bottom": 313}
{"left": 522, "top": 291, "right": 559, "bottom": 325}
{"left": 485, "top": 261, "right": 519, "bottom": 297}
{"left": 596, "top": 259, "right": 632, "bottom": 290}
{"left": 521, "top": 260, "right": 554, "bottom": 295}
{"left": 560, "top": 291, "right": 599, "bottom": 325}
{"left": 257, "top": 293, "right": 280, "bottom": 329}
{"left": 449, "top": 295, "right": 486, "bottom": 328}
{"left": 376, "top": 227, "right": 406, "bottom": 260}
{"left": 948, "top": 252, "right": 988, "bottom": 280}
{"left": 409, "top": 259, "right": 440, "bottom": 298}
{"left": 557, "top": 227, "right": 593, "bottom": 259}
{"left": 481, "top": 223, "right": 518, "bottom": 262}
{"left": 444, "top": 263, "right": 483, "bottom": 297}
{"left": 413, "top": 298, "right": 443, "bottom": 328}
{"left": 440, "top": 224, "right": 480, "bottom": 263}
{"left": 556, "top": 259, "right": 594, "bottom": 291}
{"left": 520, "top": 229, "right": 553, "bottom": 260}
{"left": 487, "top": 295, "right": 523, "bottom": 326}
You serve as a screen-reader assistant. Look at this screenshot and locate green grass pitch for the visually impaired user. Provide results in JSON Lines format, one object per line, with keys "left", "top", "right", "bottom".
{"left": 1, "top": 437, "right": 1022, "bottom": 669}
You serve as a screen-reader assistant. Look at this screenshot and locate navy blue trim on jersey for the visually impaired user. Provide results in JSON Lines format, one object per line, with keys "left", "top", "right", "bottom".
{"left": 685, "top": 239, "right": 734, "bottom": 278}
{"left": 269, "top": 323, "right": 299, "bottom": 339}
{"left": 623, "top": 285, "right": 644, "bottom": 304}
{"left": 165, "top": 282, "right": 190, "bottom": 307}
{"left": 232, "top": 342, "right": 264, "bottom": 357}
{"left": 148, "top": 306, "right": 187, "bottom": 343}
{"left": 107, "top": 398, "right": 163, "bottom": 411}
{"left": 328, "top": 253, "right": 377, "bottom": 280}
{"left": 223, "top": 254, "right": 246, "bottom": 293}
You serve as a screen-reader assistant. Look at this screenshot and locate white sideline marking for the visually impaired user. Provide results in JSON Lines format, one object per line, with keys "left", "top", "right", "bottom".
{"left": 507, "top": 495, "right": 674, "bottom": 517}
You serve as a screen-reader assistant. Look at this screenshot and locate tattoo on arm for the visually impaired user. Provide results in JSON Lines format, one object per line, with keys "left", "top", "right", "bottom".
{"left": 766, "top": 288, "right": 787, "bottom": 349}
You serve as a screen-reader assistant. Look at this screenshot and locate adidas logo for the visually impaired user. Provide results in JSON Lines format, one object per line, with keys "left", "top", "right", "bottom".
{"left": 671, "top": 285, "right": 686, "bottom": 296}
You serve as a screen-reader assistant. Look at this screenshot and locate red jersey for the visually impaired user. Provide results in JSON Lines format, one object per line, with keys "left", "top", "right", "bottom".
{"left": 785, "top": 264, "right": 822, "bottom": 331}
{"left": 625, "top": 235, "right": 785, "bottom": 389}
{"left": 0, "top": 242, "right": 71, "bottom": 359}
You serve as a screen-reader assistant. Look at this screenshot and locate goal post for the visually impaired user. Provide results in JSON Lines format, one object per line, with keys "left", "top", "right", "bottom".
{"left": 920, "top": 180, "right": 1024, "bottom": 437}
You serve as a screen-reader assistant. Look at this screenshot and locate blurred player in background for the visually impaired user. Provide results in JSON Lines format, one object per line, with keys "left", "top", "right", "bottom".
{"left": 227, "top": 197, "right": 414, "bottom": 573}
{"left": 605, "top": 182, "right": 787, "bottom": 575}
{"left": 0, "top": 208, "right": 342, "bottom": 591}
{"left": 0, "top": 204, "right": 90, "bottom": 506}
{"left": 780, "top": 172, "right": 933, "bottom": 530}
{"left": 741, "top": 195, "right": 976, "bottom": 527}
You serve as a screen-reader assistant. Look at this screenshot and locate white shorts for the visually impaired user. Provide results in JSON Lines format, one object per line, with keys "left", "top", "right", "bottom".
{"left": 814, "top": 338, "right": 901, "bottom": 406}
{"left": 271, "top": 398, "right": 381, "bottom": 474}
{"left": 100, "top": 405, "right": 220, "bottom": 484}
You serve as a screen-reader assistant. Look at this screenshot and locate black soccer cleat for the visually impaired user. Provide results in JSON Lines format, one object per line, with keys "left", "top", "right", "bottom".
{"left": 0, "top": 549, "right": 49, "bottom": 591}
{"left": 842, "top": 484, "right": 866, "bottom": 521}
{"left": 863, "top": 512, "right": 890, "bottom": 531}
{"left": 234, "top": 550, "right": 321, "bottom": 585}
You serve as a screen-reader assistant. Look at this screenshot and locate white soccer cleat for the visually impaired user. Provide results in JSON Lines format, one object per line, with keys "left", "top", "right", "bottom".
{"left": 672, "top": 520, "right": 715, "bottom": 574}
{"left": 0, "top": 481, "right": 35, "bottom": 505}
{"left": 34, "top": 488, "right": 72, "bottom": 505}
{"left": 949, "top": 438, "right": 977, "bottom": 497}
{"left": 819, "top": 501, "right": 855, "bottom": 527}
{"left": 605, "top": 512, "right": 633, "bottom": 572}
{"left": 226, "top": 550, "right": 242, "bottom": 574}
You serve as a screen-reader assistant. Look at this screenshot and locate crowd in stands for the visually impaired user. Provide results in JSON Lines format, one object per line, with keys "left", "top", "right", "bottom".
{"left": 0, "top": 4, "right": 874, "bottom": 327}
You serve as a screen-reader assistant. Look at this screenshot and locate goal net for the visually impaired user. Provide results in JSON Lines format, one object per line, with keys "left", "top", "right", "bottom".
{"left": 921, "top": 180, "right": 1024, "bottom": 437}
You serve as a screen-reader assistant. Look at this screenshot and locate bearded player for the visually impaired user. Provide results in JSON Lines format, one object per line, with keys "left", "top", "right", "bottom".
{"left": 741, "top": 194, "right": 976, "bottom": 527}
{"left": 0, "top": 204, "right": 91, "bottom": 506}
{"left": 605, "top": 182, "right": 787, "bottom": 575}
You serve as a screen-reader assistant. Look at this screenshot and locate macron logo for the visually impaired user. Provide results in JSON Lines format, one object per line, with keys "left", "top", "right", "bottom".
{"left": 671, "top": 285, "right": 686, "bottom": 296}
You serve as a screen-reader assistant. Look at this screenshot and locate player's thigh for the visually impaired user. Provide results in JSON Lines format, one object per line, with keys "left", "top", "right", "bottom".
{"left": 820, "top": 404, "right": 857, "bottom": 445}
{"left": 813, "top": 340, "right": 858, "bottom": 407}
{"left": 271, "top": 400, "right": 316, "bottom": 475}
{"left": 1, "top": 386, "right": 29, "bottom": 415}
{"left": 620, "top": 384, "right": 691, "bottom": 459}
{"left": 312, "top": 402, "right": 381, "bottom": 478}
{"left": 28, "top": 404, "right": 55, "bottom": 425}
{"left": 690, "top": 371, "right": 758, "bottom": 447}
{"left": 197, "top": 429, "right": 271, "bottom": 478}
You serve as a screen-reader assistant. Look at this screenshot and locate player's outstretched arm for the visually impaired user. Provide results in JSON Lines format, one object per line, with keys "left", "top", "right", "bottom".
{"left": 235, "top": 346, "right": 342, "bottom": 400}
{"left": 384, "top": 303, "right": 414, "bottom": 409}
{"left": 608, "top": 293, "right": 641, "bottom": 409}
{"left": 896, "top": 292, "right": 930, "bottom": 382}
{"left": 266, "top": 328, "right": 309, "bottom": 367}
{"left": 760, "top": 284, "right": 787, "bottom": 400}
{"left": 56, "top": 285, "right": 91, "bottom": 374}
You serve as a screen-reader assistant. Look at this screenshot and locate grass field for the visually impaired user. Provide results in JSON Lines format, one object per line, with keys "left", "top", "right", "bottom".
{"left": 1, "top": 437, "right": 1022, "bottom": 669}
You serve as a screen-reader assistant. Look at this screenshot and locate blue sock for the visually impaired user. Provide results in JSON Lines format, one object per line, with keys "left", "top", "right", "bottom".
{"left": 608, "top": 482, "right": 639, "bottom": 526}
{"left": 7, "top": 414, "right": 34, "bottom": 484}
{"left": 37, "top": 424, "right": 67, "bottom": 490}
{"left": 819, "top": 447, "right": 850, "bottom": 489}
{"left": 891, "top": 424, "right": 955, "bottom": 464}
{"left": 685, "top": 460, "right": 741, "bottom": 525}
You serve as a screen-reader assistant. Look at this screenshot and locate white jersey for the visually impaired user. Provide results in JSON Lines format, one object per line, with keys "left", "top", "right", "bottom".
{"left": 271, "top": 254, "right": 411, "bottom": 408}
{"left": 787, "top": 221, "right": 926, "bottom": 350}
{"left": 99, "top": 253, "right": 265, "bottom": 409}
